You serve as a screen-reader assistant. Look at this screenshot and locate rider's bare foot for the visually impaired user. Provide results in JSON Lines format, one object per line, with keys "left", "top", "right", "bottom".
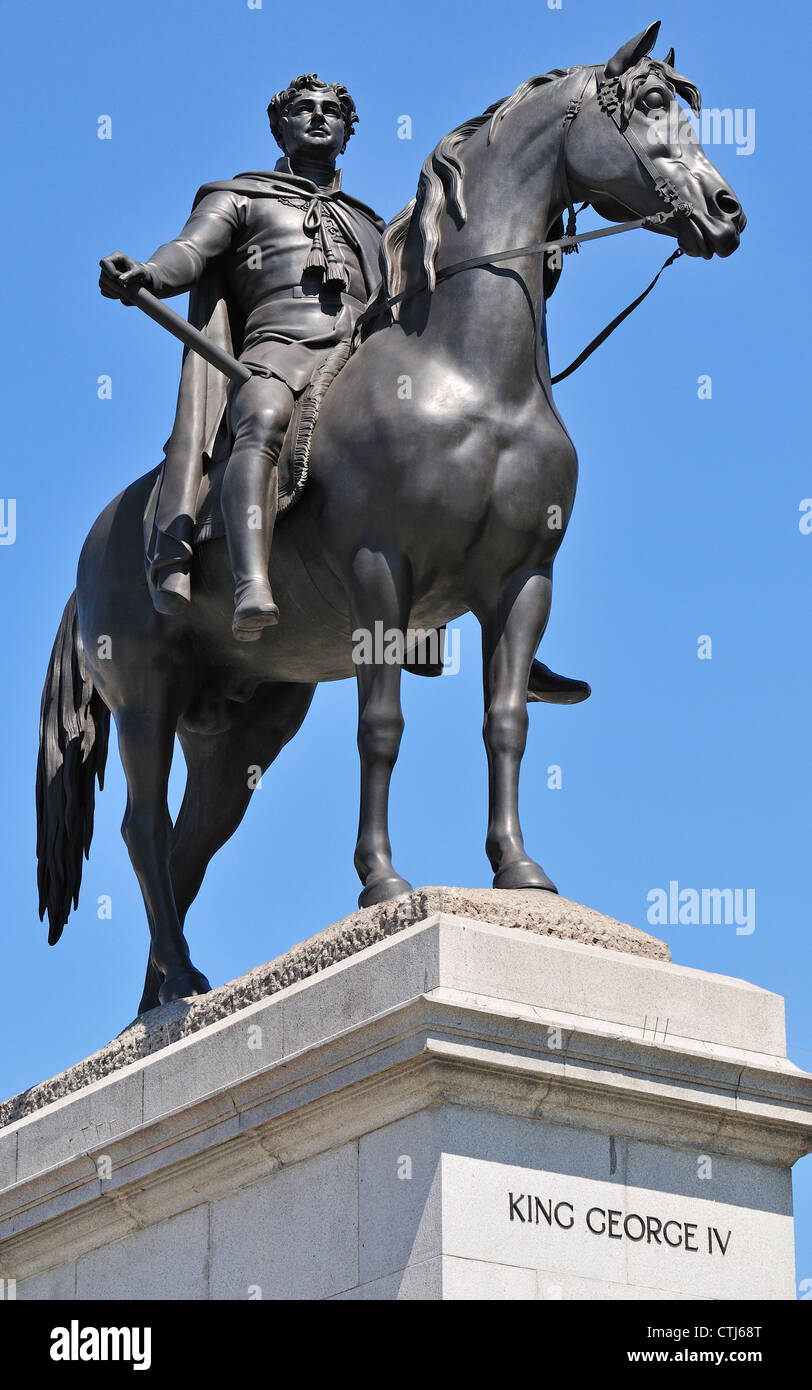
{"left": 232, "top": 581, "right": 280, "bottom": 641}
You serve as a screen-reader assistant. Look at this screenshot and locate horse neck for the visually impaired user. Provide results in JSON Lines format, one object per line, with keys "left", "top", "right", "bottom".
{"left": 399, "top": 70, "right": 588, "bottom": 389}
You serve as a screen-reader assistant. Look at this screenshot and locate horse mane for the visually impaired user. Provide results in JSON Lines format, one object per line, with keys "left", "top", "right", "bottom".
{"left": 379, "top": 56, "right": 702, "bottom": 316}
{"left": 380, "top": 69, "right": 572, "bottom": 311}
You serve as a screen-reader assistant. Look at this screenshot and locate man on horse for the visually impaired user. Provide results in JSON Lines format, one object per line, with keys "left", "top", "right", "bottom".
{"left": 97, "top": 73, "right": 591, "bottom": 705}
{"left": 100, "top": 74, "right": 384, "bottom": 639}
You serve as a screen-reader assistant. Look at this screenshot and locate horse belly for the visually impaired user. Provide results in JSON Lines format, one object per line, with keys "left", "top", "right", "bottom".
{"left": 194, "top": 531, "right": 358, "bottom": 683}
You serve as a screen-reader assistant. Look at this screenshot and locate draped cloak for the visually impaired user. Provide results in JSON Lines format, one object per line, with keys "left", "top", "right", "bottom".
{"left": 143, "top": 161, "right": 385, "bottom": 612}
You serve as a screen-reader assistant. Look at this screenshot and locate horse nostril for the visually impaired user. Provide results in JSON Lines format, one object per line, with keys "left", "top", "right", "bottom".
{"left": 715, "top": 190, "right": 741, "bottom": 218}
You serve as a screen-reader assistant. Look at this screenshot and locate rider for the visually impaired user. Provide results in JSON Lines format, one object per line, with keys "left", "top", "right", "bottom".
{"left": 100, "top": 75, "right": 384, "bottom": 639}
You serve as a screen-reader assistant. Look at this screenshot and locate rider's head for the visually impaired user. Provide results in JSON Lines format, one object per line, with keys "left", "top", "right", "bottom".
{"left": 268, "top": 75, "right": 358, "bottom": 163}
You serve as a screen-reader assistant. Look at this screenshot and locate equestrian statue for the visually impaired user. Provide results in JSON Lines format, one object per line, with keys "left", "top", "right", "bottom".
{"left": 36, "top": 23, "right": 745, "bottom": 1013}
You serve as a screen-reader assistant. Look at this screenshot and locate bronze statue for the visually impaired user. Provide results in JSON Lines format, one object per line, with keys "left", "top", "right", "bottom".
{"left": 100, "top": 74, "right": 384, "bottom": 639}
{"left": 37, "top": 25, "right": 745, "bottom": 1013}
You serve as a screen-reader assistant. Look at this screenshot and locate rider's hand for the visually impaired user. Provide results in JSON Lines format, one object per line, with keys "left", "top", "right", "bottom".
{"left": 99, "top": 253, "right": 156, "bottom": 302}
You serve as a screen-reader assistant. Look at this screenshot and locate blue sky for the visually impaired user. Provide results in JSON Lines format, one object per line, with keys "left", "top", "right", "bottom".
{"left": 1, "top": 0, "right": 809, "bottom": 1293}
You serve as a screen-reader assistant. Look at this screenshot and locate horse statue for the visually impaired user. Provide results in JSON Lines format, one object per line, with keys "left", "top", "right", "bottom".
{"left": 36, "top": 23, "right": 745, "bottom": 1012}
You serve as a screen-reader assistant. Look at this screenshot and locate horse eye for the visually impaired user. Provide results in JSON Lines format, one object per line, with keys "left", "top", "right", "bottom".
{"left": 644, "top": 90, "right": 666, "bottom": 110}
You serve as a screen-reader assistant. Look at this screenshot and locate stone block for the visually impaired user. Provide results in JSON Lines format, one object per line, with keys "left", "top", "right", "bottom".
{"left": 14, "top": 1070, "right": 143, "bottom": 1185}
{"left": 76, "top": 1204, "right": 209, "bottom": 1300}
{"left": 209, "top": 1143, "right": 358, "bottom": 1300}
{"left": 15, "top": 1261, "right": 76, "bottom": 1300}
{"left": 0, "top": 899, "right": 809, "bottom": 1301}
{"left": 330, "top": 1257, "right": 443, "bottom": 1300}
{"left": 359, "top": 1110, "right": 442, "bottom": 1284}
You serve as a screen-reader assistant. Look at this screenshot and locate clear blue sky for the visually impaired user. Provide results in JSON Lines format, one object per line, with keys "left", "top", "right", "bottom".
{"left": 2, "top": 0, "right": 809, "bottom": 1293}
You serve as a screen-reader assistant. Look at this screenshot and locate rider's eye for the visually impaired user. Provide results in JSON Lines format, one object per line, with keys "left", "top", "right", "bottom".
{"left": 643, "top": 90, "right": 667, "bottom": 110}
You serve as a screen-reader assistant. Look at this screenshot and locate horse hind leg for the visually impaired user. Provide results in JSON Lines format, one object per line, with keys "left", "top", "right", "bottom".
{"left": 350, "top": 546, "right": 413, "bottom": 908}
{"left": 116, "top": 701, "right": 212, "bottom": 1008}
{"left": 137, "top": 681, "right": 316, "bottom": 1015}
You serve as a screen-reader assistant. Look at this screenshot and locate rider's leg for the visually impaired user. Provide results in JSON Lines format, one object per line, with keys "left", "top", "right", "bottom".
{"left": 221, "top": 374, "right": 294, "bottom": 640}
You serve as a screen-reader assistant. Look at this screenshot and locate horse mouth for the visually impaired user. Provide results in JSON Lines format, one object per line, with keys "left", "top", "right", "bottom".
{"left": 676, "top": 217, "right": 713, "bottom": 259}
{"left": 677, "top": 212, "right": 743, "bottom": 260}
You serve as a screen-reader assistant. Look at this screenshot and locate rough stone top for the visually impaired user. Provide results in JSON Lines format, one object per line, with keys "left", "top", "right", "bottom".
{"left": 0, "top": 888, "right": 667, "bottom": 1128}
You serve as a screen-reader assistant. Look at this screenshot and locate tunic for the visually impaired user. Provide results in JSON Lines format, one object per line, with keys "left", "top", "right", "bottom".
{"left": 143, "top": 157, "right": 385, "bottom": 610}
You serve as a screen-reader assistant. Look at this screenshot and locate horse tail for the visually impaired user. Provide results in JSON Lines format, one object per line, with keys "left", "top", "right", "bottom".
{"left": 36, "top": 591, "right": 110, "bottom": 945}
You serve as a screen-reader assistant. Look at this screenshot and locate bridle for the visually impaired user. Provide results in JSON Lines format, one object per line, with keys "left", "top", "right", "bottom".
{"left": 558, "top": 65, "right": 693, "bottom": 239}
{"left": 358, "top": 67, "right": 695, "bottom": 384}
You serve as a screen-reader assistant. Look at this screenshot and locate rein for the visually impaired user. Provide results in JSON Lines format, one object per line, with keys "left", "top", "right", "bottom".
{"left": 358, "top": 68, "right": 691, "bottom": 384}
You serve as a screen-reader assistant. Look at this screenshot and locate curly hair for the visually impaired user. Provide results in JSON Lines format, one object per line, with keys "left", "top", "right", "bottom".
{"left": 267, "top": 74, "right": 358, "bottom": 153}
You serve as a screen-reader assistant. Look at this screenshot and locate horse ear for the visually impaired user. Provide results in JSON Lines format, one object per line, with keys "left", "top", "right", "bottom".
{"left": 605, "top": 21, "right": 662, "bottom": 78}
{"left": 663, "top": 46, "right": 675, "bottom": 67}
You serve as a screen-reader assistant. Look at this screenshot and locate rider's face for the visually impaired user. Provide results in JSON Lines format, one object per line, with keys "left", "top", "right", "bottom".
{"left": 280, "top": 89, "right": 346, "bottom": 163}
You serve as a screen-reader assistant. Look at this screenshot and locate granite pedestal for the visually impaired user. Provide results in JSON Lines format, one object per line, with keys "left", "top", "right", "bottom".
{"left": 1, "top": 889, "right": 810, "bottom": 1300}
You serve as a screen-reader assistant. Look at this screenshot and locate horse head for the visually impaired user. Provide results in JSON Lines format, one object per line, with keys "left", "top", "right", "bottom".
{"left": 564, "top": 21, "right": 746, "bottom": 259}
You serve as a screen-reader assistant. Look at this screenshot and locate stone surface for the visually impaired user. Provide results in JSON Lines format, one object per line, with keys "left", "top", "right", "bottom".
{"left": 209, "top": 1143, "right": 358, "bottom": 1301}
{"left": 438, "top": 1121, "right": 793, "bottom": 1300}
{"left": 359, "top": 1109, "right": 442, "bottom": 1285}
{"left": 0, "top": 889, "right": 667, "bottom": 1127}
{"left": 75, "top": 1204, "right": 209, "bottom": 1301}
{"left": 330, "top": 1257, "right": 444, "bottom": 1301}
{"left": 15, "top": 1261, "right": 76, "bottom": 1301}
{"left": 1, "top": 910, "right": 810, "bottom": 1301}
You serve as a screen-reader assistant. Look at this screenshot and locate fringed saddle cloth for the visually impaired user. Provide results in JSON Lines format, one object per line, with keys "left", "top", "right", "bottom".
{"left": 192, "top": 335, "right": 352, "bottom": 545}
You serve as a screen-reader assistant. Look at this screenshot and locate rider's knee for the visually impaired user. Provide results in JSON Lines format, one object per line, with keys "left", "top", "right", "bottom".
{"left": 233, "top": 403, "right": 289, "bottom": 454}
{"left": 231, "top": 378, "right": 293, "bottom": 454}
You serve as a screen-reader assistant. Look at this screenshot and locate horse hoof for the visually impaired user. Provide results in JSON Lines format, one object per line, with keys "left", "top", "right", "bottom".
{"left": 493, "top": 860, "right": 558, "bottom": 893}
{"left": 158, "top": 966, "right": 212, "bottom": 1005}
{"left": 358, "top": 874, "right": 413, "bottom": 909}
{"left": 137, "top": 989, "right": 161, "bottom": 1017}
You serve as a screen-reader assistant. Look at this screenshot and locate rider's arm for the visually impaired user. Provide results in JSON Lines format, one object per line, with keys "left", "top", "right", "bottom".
{"left": 145, "top": 191, "right": 244, "bottom": 297}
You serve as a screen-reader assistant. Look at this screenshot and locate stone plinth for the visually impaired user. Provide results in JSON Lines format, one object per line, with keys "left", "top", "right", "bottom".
{"left": 1, "top": 893, "right": 810, "bottom": 1301}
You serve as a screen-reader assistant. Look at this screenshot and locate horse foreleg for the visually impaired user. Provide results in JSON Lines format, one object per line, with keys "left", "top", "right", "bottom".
{"left": 350, "top": 547, "right": 413, "bottom": 908}
{"left": 137, "top": 681, "right": 316, "bottom": 1014}
{"left": 480, "top": 569, "right": 558, "bottom": 892}
{"left": 116, "top": 705, "right": 211, "bottom": 1006}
